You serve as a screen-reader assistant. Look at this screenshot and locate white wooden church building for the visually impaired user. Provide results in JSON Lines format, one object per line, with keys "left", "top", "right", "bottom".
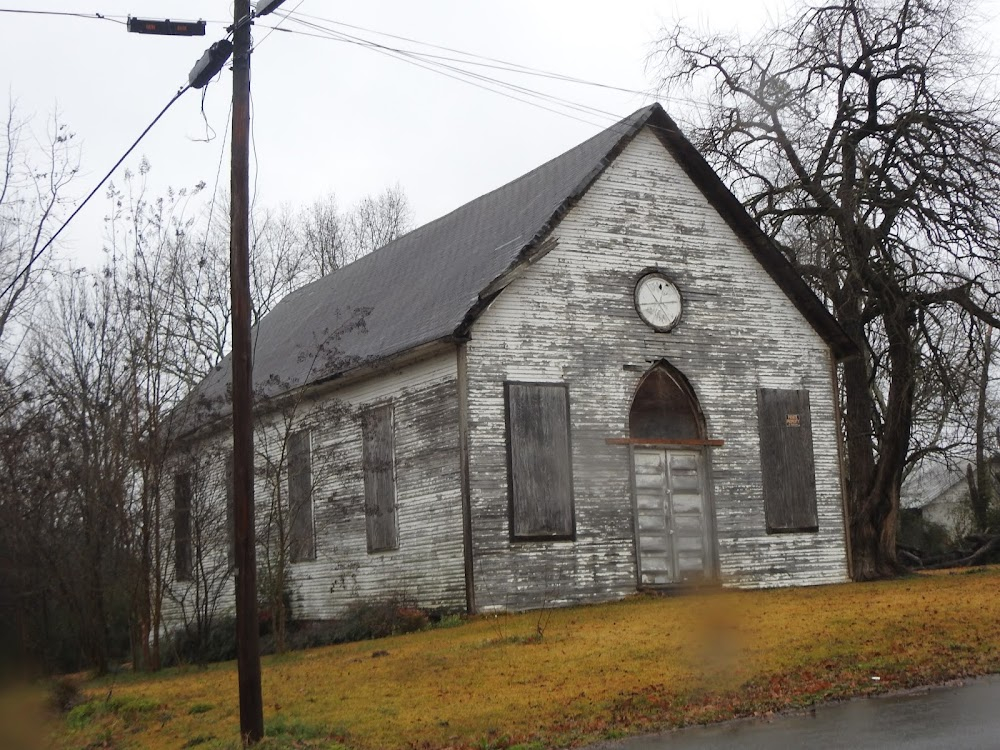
{"left": 168, "top": 103, "right": 854, "bottom": 621}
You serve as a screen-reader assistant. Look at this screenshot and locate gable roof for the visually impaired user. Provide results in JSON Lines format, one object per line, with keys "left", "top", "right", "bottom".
{"left": 901, "top": 458, "right": 969, "bottom": 511}
{"left": 177, "top": 103, "right": 854, "bottom": 436}
{"left": 901, "top": 454, "right": 1000, "bottom": 510}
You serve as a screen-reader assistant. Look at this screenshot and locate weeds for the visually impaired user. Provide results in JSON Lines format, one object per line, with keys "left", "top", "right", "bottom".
{"left": 66, "top": 694, "right": 159, "bottom": 730}
{"left": 267, "top": 714, "right": 328, "bottom": 740}
{"left": 432, "top": 613, "right": 466, "bottom": 629}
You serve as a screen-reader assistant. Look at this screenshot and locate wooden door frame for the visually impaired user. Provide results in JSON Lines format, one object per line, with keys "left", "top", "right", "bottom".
{"left": 629, "top": 444, "right": 720, "bottom": 587}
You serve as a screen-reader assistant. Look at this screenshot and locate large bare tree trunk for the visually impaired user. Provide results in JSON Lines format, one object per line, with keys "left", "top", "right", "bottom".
{"left": 971, "top": 327, "right": 994, "bottom": 532}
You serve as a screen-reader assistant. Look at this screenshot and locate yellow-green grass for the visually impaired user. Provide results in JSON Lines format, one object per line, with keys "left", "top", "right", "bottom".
{"left": 32, "top": 567, "right": 1000, "bottom": 749}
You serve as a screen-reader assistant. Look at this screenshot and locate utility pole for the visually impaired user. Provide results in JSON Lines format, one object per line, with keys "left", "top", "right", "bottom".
{"left": 181, "top": 0, "right": 286, "bottom": 741}
{"left": 229, "top": 0, "right": 264, "bottom": 744}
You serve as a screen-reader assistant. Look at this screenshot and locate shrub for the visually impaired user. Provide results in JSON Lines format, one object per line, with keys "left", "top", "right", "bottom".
{"left": 164, "top": 616, "right": 237, "bottom": 667}
{"left": 48, "top": 676, "right": 83, "bottom": 713}
{"left": 284, "top": 595, "right": 434, "bottom": 650}
{"left": 164, "top": 596, "right": 441, "bottom": 666}
{"left": 898, "top": 510, "right": 953, "bottom": 557}
{"left": 331, "top": 595, "right": 430, "bottom": 642}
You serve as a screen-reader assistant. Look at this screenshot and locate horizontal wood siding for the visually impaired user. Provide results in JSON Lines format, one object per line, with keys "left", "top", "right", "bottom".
{"left": 465, "top": 127, "right": 848, "bottom": 610}
{"left": 161, "top": 353, "right": 465, "bottom": 632}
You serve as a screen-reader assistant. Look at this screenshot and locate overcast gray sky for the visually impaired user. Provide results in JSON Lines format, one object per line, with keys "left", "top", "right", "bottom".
{"left": 3, "top": 0, "right": 996, "bottom": 271}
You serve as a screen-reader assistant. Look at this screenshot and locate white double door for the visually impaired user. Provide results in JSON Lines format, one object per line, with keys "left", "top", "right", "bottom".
{"left": 632, "top": 448, "right": 714, "bottom": 585}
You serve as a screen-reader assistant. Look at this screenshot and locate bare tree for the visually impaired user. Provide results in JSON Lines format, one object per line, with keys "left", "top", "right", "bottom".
{"left": 299, "top": 185, "right": 412, "bottom": 279}
{"left": 253, "top": 326, "right": 360, "bottom": 653}
{"left": 0, "top": 133, "right": 411, "bottom": 671}
{"left": 0, "top": 393, "right": 67, "bottom": 672}
{"left": 346, "top": 184, "right": 411, "bottom": 260}
{"left": 653, "top": 0, "right": 1000, "bottom": 579}
{"left": 0, "top": 104, "right": 77, "bottom": 350}
{"left": 26, "top": 271, "right": 136, "bottom": 674}
{"left": 162, "top": 445, "right": 235, "bottom": 666}
{"left": 300, "top": 193, "right": 346, "bottom": 278}
{"left": 102, "top": 164, "right": 212, "bottom": 671}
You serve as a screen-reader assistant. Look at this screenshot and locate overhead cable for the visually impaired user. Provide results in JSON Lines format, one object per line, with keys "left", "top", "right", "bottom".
{"left": 0, "top": 85, "right": 191, "bottom": 301}
{"left": 0, "top": 7, "right": 124, "bottom": 23}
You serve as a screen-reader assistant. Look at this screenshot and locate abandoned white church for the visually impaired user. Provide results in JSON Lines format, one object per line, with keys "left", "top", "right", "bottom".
{"left": 168, "top": 103, "right": 855, "bottom": 622}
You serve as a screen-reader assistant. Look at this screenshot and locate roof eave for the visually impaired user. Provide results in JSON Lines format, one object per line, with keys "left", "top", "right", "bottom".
{"left": 169, "top": 336, "right": 457, "bottom": 445}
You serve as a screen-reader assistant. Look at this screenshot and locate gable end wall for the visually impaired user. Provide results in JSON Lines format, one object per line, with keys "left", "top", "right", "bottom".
{"left": 465, "top": 127, "right": 849, "bottom": 610}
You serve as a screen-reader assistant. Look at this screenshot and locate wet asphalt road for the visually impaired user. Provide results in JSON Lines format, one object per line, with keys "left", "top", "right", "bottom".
{"left": 586, "top": 676, "right": 1000, "bottom": 749}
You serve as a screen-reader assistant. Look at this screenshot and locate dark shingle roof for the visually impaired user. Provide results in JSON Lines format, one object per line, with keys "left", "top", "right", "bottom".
{"left": 177, "top": 103, "right": 854, "bottom": 436}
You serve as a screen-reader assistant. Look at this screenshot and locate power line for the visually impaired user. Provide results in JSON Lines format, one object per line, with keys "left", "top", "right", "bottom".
{"left": 272, "top": 14, "right": 622, "bottom": 127}
{"left": 253, "top": 0, "right": 305, "bottom": 49}
{"left": 280, "top": 8, "right": 654, "bottom": 98}
{"left": 0, "top": 7, "right": 124, "bottom": 23}
{"left": 202, "top": 101, "right": 233, "bottom": 248}
{"left": 3, "top": 5, "right": 710, "bottom": 172}
{"left": 0, "top": 2, "right": 631, "bottom": 106}
{"left": 249, "top": 87, "right": 260, "bottom": 221}
{"left": 287, "top": 14, "right": 625, "bottom": 116}
{"left": 270, "top": 10, "right": 715, "bottom": 123}
{"left": 0, "top": 85, "right": 191, "bottom": 301}
{"left": 277, "top": 11, "right": 646, "bottom": 116}
{"left": 1, "top": 4, "right": 687, "bottom": 122}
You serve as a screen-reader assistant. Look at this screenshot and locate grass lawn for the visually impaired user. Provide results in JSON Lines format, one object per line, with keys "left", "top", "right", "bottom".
{"left": 22, "top": 567, "right": 1000, "bottom": 749}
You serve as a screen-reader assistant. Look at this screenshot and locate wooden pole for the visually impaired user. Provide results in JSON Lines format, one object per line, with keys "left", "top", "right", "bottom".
{"left": 230, "top": 1, "right": 264, "bottom": 744}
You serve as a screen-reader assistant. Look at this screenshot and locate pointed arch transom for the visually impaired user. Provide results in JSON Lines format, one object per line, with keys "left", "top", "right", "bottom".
{"left": 629, "top": 363, "right": 706, "bottom": 441}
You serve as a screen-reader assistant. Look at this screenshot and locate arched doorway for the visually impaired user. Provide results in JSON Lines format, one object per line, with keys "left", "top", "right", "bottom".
{"left": 630, "top": 363, "right": 716, "bottom": 585}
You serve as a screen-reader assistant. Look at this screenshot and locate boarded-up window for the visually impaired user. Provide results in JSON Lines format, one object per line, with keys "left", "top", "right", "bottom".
{"left": 506, "top": 382, "right": 575, "bottom": 540}
{"left": 288, "top": 429, "right": 315, "bottom": 562}
{"left": 757, "top": 388, "right": 818, "bottom": 532}
{"left": 225, "top": 452, "right": 235, "bottom": 569}
{"left": 174, "top": 472, "right": 193, "bottom": 581}
{"left": 362, "top": 404, "right": 397, "bottom": 552}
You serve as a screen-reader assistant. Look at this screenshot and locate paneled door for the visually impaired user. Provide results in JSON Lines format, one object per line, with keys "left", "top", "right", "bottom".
{"left": 632, "top": 448, "right": 714, "bottom": 585}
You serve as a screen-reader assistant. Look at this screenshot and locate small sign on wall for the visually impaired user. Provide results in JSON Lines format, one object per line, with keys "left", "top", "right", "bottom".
{"left": 785, "top": 414, "right": 801, "bottom": 427}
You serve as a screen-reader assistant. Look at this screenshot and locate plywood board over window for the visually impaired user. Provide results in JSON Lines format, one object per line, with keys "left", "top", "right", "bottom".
{"left": 362, "top": 404, "right": 398, "bottom": 552}
{"left": 757, "top": 388, "right": 819, "bottom": 532}
{"left": 288, "top": 429, "right": 315, "bottom": 562}
{"left": 506, "top": 382, "right": 575, "bottom": 540}
{"left": 173, "top": 472, "right": 193, "bottom": 581}
{"left": 225, "top": 452, "right": 235, "bottom": 569}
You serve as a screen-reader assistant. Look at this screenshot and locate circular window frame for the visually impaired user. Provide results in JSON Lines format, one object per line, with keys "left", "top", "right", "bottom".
{"left": 633, "top": 269, "right": 683, "bottom": 333}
